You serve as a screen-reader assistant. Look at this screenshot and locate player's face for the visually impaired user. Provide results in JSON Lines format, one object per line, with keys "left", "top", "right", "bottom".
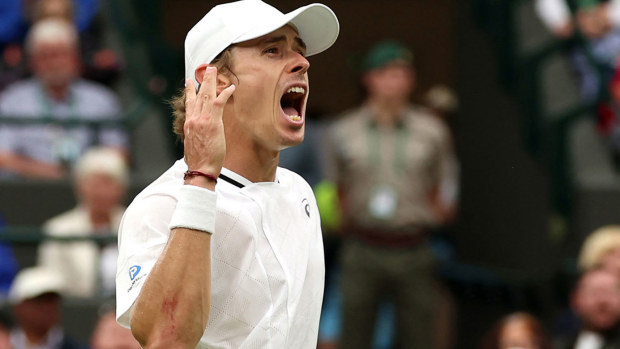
{"left": 225, "top": 25, "right": 310, "bottom": 152}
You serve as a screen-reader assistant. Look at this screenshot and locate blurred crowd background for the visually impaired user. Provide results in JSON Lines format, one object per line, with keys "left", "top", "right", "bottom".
{"left": 3, "top": 0, "right": 620, "bottom": 348}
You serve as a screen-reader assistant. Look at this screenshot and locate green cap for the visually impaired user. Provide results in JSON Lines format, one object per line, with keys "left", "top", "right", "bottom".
{"left": 362, "top": 40, "right": 414, "bottom": 72}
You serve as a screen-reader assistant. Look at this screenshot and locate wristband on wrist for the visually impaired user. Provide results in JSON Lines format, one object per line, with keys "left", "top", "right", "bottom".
{"left": 184, "top": 170, "right": 217, "bottom": 183}
{"left": 168, "top": 185, "right": 217, "bottom": 234}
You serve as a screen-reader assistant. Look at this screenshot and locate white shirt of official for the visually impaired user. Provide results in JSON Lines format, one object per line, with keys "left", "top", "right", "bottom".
{"left": 116, "top": 160, "right": 325, "bottom": 349}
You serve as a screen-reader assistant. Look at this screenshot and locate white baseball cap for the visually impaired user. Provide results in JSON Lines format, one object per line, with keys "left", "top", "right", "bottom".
{"left": 184, "top": 0, "right": 340, "bottom": 83}
{"left": 8, "top": 267, "right": 65, "bottom": 305}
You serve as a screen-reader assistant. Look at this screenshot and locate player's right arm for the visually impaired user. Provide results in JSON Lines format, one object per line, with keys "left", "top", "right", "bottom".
{"left": 129, "top": 67, "right": 235, "bottom": 349}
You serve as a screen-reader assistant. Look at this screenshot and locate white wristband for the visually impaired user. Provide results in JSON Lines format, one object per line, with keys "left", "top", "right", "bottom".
{"left": 169, "top": 185, "right": 217, "bottom": 234}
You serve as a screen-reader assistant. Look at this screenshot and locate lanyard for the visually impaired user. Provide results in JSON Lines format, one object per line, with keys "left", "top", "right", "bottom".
{"left": 37, "top": 83, "right": 79, "bottom": 120}
{"left": 37, "top": 83, "right": 84, "bottom": 166}
{"left": 367, "top": 116, "right": 409, "bottom": 175}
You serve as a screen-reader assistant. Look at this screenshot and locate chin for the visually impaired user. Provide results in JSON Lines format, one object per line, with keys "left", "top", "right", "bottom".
{"left": 277, "top": 132, "right": 305, "bottom": 150}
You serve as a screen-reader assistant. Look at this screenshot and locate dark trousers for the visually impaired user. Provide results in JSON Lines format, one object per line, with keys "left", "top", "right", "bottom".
{"left": 339, "top": 239, "right": 439, "bottom": 349}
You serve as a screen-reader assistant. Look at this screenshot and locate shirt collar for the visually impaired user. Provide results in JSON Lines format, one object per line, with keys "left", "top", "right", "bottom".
{"left": 219, "top": 167, "right": 254, "bottom": 187}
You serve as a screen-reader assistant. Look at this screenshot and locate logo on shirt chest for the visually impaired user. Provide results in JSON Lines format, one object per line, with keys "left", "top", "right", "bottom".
{"left": 302, "top": 198, "right": 310, "bottom": 218}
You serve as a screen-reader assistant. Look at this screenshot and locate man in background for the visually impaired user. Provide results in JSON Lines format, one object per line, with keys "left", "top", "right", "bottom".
{"left": 325, "top": 40, "right": 458, "bottom": 349}
{"left": 556, "top": 269, "right": 620, "bottom": 349}
{"left": 39, "top": 147, "right": 128, "bottom": 298}
{"left": 8, "top": 267, "right": 87, "bottom": 349}
{"left": 0, "top": 18, "right": 126, "bottom": 178}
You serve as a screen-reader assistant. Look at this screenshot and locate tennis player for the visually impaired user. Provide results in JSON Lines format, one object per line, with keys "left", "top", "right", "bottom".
{"left": 115, "top": 1, "right": 339, "bottom": 348}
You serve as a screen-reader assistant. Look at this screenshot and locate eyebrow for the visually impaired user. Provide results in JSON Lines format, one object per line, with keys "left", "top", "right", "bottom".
{"left": 261, "top": 35, "right": 307, "bottom": 52}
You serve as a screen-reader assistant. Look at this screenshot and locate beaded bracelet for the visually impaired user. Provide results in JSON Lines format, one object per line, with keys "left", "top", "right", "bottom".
{"left": 184, "top": 170, "right": 217, "bottom": 183}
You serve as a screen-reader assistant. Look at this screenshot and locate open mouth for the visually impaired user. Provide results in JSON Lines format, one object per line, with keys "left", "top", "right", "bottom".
{"left": 280, "top": 86, "right": 306, "bottom": 122}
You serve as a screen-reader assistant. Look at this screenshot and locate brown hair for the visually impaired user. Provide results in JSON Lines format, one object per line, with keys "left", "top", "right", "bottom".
{"left": 170, "top": 48, "right": 235, "bottom": 142}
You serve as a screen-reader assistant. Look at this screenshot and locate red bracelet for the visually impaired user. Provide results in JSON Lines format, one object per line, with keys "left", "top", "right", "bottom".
{"left": 184, "top": 170, "right": 218, "bottom": 183}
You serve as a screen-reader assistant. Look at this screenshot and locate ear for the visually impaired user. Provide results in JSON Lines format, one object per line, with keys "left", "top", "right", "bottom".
{"left": 194, "top": 64, "right": 209, "bottom": 85}
{"left": 194, "top": 63, "right": 233, "bottom": 94}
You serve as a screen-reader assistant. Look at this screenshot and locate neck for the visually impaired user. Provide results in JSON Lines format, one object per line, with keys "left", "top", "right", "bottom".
{"left": 46, "top": 84, "right": 70, "bottom": 101}
{"left": 222, "top": 143, "right": 279, "bottom": 183}
{"left": 89, "top": 208, "right": 112, "bottom": 229}
{"left": 22, "top": 327, "right": 49, "bottom": 345}
{"left": 367, "top": 98, "right": 407, "bottom": 126}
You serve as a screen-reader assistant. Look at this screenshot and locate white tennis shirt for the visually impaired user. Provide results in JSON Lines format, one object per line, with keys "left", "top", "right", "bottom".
{"left": 116, "top": 159, "right": 325, "bottom": 348}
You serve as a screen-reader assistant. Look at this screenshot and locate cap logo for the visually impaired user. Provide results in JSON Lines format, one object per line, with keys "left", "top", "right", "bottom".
{"left": 129, "top": 265, "right": 141, "bottom": 281}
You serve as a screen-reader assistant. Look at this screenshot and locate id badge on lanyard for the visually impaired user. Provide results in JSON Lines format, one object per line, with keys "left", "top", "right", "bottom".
{"left": 368, "top": 183, "right": 398, "bottom": 220}
{"left": 366, "top": 119, "right": 407, "bottom": 220}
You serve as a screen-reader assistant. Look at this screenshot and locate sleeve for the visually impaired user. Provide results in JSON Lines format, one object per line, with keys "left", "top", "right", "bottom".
{"left": 534, "top": 0, "right": 571, "bottom": 31}
{"left": 115, "top": 193, "right": 176, "bottom": 327}
{"left": 0, "top": 125, "right": 19, "bottom": 153}
{"left": 99, "top": 127, "right": 129, "bottom": 150}
{"left": 0, "top": 93, "right": 20, "bottom": 154}
{"left": 38, "top": 240, "right": 64, "bottom": 279}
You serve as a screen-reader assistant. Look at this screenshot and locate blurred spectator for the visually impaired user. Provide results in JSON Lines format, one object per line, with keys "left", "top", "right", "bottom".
{"left": 0, "top": 18, "right": 128, "bottom": 179}
{"left": 535, "top": 0, "right": 620, "bottom": 39}
{"left": 90, "top": 303, "right": 140, "bottom": 349}
{"left": 0, "top": 213, "right": 18, "bottom": 299}
{"left": 535, "top": 0, "right": 620, "bottom": 168}
{"left": 7, "top": 266, "right": 87, "bottom": 349}
{"left": 0, "top": 0, "right": 29, "bottom": 91}
{"left": 536, "top": 0, "right": 620, "bottom": 138}
{"left": 553, "top": 225, "right": 620, "bottom": 341}
{"left": 0, "top": 0, "right": 28, "bottom": 46}
{"left": 0, "top": 0, "right": 118, "bottom": 91}
{"left": 38, "top": 147, "right": 128, "bottom": 298}
{"left": 325, "top": 40, "right": 459, "bottom": 349}
{"left": 31, "top": 0, "right": 122, "bottom": 86}
{"left": 481, "top": 312, "right": 553, "bottom": 349}
{"left": 579, "top": 225, "right": 620, "bottom": 277}
{"left": 0, "top": 310, "right": 13, "bottom": 349}
{"left": 555, "top": 269, "right": 620, "bottom": 348}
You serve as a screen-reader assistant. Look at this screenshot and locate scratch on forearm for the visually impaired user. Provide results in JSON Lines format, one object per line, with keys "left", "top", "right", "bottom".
{"left": 160, "top": 296, "right": 179, "bottom": 337}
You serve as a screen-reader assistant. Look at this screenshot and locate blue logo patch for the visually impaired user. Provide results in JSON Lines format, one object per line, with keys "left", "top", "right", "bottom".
{"left": 129, "top": 265, "right": 141, "bottom": 281}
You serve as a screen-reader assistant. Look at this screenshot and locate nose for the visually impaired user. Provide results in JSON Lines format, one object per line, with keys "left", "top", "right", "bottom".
{"left": 289, "top": 53, "right": 310, "bottom": 75}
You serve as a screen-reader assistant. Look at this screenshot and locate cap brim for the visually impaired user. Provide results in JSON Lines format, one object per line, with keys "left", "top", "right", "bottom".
{"left": 232, "top": 3, "right": 339, "bottom": 57}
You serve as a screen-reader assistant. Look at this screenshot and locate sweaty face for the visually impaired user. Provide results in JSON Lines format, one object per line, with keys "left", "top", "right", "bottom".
{"left": 573, "top": 270, "right": 620, "bottom": 331}
{"left": 30, "top": 41, "right": 79, "bottom": 90}
{"left": 224, "top": 25, "right": 310, "bottom": 152}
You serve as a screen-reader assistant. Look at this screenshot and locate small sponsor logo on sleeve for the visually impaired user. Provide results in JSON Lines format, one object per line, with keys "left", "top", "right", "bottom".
{"left": 129, "top": 265, "right": 141, "bottom": 281}
{"left": 127, "top": 265, "right": 146, "bottom": 293}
